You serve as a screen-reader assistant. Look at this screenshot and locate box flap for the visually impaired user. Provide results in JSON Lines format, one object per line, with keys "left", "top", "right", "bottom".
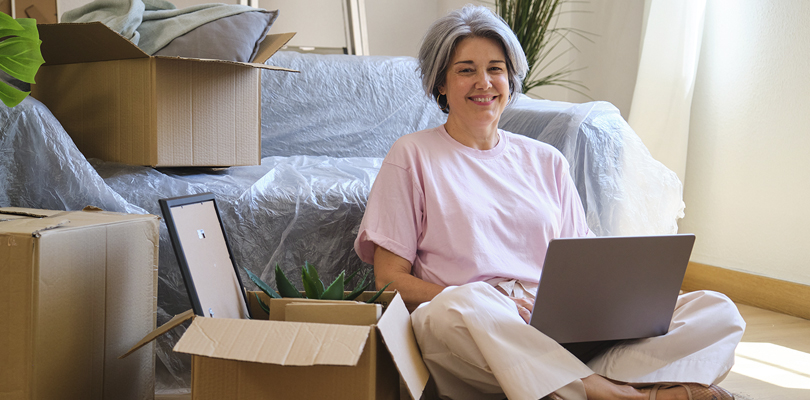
{"left": 150, "top": 31, "right": 297, "bottom": 72}
{"left": 151, "top": 55, "right": 299, "bottom": 72}
{"left": 252, "top": 32, "right": 296, "bottom": 64}
{"left": 174, "top": 317, "right": 371, "bottom": 366}
{"left": 285, "top": 302, "right": 381, "bottom": 326}
{"left": 0, "top": 208, "right": 157, "bottom": 236}
{"left": 0, "top": 207, "right": 64, "bottom": 219}
{"left": 119, "top": 309, "right": 195, "bottom": 359}
{"left": 266, "top": 297, "right": 349, "bottom": 321}
{"left": 38, "top": 22, "right": 149, "bottom": 65}
{"left": 377, "top": 292, "right": 430, "bottom": 400}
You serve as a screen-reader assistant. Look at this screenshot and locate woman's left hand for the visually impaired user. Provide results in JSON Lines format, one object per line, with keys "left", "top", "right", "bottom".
{"left": 510, "top": 296, "right": 534, "bottom": 324}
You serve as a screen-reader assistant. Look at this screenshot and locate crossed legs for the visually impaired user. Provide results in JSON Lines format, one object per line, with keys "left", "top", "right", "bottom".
{"left": 411, "top": 282, "right": 744, "bottom": 400}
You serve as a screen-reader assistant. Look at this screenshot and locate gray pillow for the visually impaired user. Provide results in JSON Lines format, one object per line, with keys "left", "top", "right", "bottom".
{"left": 155, "top": 10, "right": 278, "bottom": 62}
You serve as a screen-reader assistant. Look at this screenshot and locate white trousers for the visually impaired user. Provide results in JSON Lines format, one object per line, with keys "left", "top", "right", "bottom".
{"left": 411, "top": 282, "right": 746, "bottom": 400}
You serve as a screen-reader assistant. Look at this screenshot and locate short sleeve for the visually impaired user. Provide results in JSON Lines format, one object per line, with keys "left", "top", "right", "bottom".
{"left": 354, "top": 161, "right": 424, "bottom": 264}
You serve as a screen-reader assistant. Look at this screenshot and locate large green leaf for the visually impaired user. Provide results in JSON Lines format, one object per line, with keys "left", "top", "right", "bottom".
{"left": 0, "top": 17, "right": 37, "bottom": 41}
{"left": 0, "top": 13, "right": 24, "bottom": 37}
{"left": 0, "top": 80, "right": 29, "bottom": 108}
{"left": 275, "top": 264, "right": 303, "bottom": 298}
{"left": 244, "top": 268, "right": 281, "bottom": 299}
{"left": 0, "top": 17, "right": 43, "bottom": 107}
{"left": 0, "top": 36, "right": 45, "bottom": 83}
{"left": 321, "top": 271, "right": 345, "bottom": 300}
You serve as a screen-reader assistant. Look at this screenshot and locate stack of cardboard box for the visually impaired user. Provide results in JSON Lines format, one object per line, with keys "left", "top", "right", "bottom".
{"left": 0, "top": 207, "right": 159, "bottom": 399}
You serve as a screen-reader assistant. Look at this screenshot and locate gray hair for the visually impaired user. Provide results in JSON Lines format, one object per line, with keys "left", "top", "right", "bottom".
{"left": 418, "top": 5, "right": 528, "bottom": 113}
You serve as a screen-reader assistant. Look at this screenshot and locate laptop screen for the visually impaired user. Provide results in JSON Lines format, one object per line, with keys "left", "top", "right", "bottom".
{"left": 529, "top": 234, "right": 694, "bottom": 344}
{"left": 160, "top": 193, "right": 251, "bottom": 319}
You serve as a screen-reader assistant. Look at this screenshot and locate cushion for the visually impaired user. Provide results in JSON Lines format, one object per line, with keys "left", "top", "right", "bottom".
{"left": 154, "top": 9, "right": 278, "bottom": 62}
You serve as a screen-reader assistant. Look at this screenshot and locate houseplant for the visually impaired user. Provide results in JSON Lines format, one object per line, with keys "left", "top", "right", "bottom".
{"left": 0, "top": 13, "right": 44, "bottom": 108}
{"left": 494, "top": 0, "right": 589, "bottom": 96}
{"left": 245, "top": 262, "right": 391, "bottom": 314}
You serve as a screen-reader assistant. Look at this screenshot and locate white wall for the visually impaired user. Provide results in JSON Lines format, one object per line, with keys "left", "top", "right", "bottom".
{"left": 529, "top": 0, "right": 644, "bottom": 120}
{"left": 679, "top": 0, "right": 810, "bottom": 286}
{"left": 364, "top": 0, "right": 488, "bottom": 57}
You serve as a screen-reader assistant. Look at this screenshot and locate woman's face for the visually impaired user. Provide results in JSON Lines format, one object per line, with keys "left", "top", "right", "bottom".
{"left": 439, "top": 36, "right": 510, "bottom": 130}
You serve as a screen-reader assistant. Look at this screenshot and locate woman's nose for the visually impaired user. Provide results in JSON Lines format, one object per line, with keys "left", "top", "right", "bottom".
{"left": 475, "top": 72, "right": 492, "bottom": 89}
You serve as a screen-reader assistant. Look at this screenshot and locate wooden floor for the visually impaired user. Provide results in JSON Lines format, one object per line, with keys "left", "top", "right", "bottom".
{"left": 155, "top": 302, "right": 810, "bottom": 400}
{"left": 721, "top": 303, "right": 810, "bottom": 400}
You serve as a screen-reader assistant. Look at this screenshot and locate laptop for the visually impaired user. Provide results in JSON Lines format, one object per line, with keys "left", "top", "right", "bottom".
{"left": 159, "top": 193, "right": 252, "bottom": 319}
{"left": 529, "top": 234, "right": 695, "bottom": 344}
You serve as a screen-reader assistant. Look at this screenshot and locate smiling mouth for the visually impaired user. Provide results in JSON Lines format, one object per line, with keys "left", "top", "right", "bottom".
{"left": 470, "top": 96, "right": 496, "bottom": 104}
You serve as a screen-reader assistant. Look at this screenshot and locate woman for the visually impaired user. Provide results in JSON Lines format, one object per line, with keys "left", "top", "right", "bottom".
{"left": 354, "top": 6, "right": 744, "bottom": 400}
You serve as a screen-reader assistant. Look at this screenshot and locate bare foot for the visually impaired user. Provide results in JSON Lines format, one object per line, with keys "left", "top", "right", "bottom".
{"left": 582, "top": 375, "right": 648, "bottom": 400}
{"left": 642, "top": 385, "right": 689, "bottom": 400}
{"left": 580, "top": 375, "right": 695, "bottom": 400}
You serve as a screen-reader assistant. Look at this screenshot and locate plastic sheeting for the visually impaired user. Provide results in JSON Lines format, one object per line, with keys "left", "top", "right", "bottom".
{"left": 0, "top": 50, "right": 683, "bottom": 392}
{"left": 499, "top": 97, "right": 685, "bottom": 235}
{"left": 260, "top": 51, "right": 447, "bottom": 158}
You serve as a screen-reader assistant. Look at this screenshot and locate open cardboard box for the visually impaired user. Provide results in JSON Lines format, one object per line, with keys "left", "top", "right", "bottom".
{"left": 0, "top": 207, "right": 159, "bottom": 400}
{"left": 31, "top": 22, "right": 297, "bottom": 167}
{"left": 122, "top": 291, "right": 430, "bottom": 400}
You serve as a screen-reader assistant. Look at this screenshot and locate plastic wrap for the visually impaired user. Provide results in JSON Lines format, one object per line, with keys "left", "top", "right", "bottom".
{"left": 260, "top": 51, "right": 447, "bottom": 158}
{"left": 1, "top": 51, "right": 683, "bottom": 393}
{"left": 499, "top": 97, "right": 685, "bottom": 235}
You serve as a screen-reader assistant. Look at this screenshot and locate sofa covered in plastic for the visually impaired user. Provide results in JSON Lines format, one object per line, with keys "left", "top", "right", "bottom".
{"left": 0, "top": 50, "right": 684, "bottom": 391}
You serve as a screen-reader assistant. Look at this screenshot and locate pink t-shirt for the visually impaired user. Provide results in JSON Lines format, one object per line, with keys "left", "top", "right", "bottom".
{"left": 354, "top": 125, "right": 591, "bottom": 287}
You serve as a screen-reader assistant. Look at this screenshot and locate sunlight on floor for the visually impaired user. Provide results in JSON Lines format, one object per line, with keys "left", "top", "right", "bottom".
{"left": 732, "top": 342, "right": 810, "bottom": 389}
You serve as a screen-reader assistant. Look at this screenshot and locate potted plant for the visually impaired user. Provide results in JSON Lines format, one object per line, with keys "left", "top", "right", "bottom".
{"left": 0, "top": 13, "right": 45, "bottom": 108}
{"left": 495, "top": 0, "right": 589, "bottom": 96}
{"left": 245, "top": 262, "right": 392, "bottom": 314}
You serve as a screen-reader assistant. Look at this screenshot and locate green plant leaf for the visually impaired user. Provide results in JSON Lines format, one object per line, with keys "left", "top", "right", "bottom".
{"left": 254, "top": 293, "right": 270, "bottom": 316}
{"left": 365, "top": 281, "right": 392, "bottom": 304}
{"left": 0, "top": 13, "right": 24, "bottom": 37}
{"left": 301, "top": 261, "right": 324, "bottom": 299}
{"left": 275, "top": 264, "right": 303, "bottom": 298}
{"left": 321, "top": 271, "right": 345, "bottom": 300}
{"left": 244, "top": 268, "right": 281, "bottom": 299}
{"left": 0, "top": 18, "right": 38, "bottom": 41}
{"left": 345, "top": 269, "right": 360, "bottom": 284}
{"left": 0, "top": 36, "right": 45, "bottom": 83}
{"left": 0, "top": 80, "right": 29, "bottom": 108}
{"left": 344, "top": 270, "right": 371, "bottom": 300}
{"left": 0, "top": 17, "right": 43, "bottom": 107}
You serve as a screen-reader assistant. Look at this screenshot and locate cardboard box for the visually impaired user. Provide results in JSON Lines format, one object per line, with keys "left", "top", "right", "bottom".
{"left": 31, "top": 22, "right": 296, "bottom": 167}
{"left": 124, "top": 291, "right": 430, "bottom": 400}
{"left": 0, "top": 207, "right": 160, "bottom": 400}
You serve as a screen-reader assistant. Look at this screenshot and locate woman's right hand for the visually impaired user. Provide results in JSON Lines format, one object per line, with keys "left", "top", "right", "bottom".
{"left": 510, "top": 296, "right": 534, "bottom": 323}
{"left": 373, "top": 245, "right": 445, "bottom": 311}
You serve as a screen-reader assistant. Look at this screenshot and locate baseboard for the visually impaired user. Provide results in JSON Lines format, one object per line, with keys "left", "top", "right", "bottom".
{"left": 682, "top": 262, "right": 810, "bottom": 320}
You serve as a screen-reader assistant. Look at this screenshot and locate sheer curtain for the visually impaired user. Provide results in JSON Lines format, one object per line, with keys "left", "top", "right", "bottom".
{"left": 627, "top": 0, "right": 707, "bottom": 183}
